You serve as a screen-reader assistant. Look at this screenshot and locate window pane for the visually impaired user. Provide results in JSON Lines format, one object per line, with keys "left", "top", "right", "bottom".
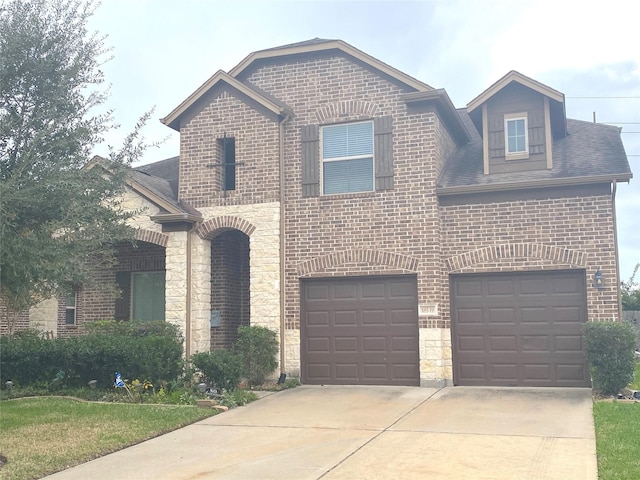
{"left": 132, "top": 272, "right": 166, "bottom": 321}
{"left": 65, "top": 309, "right": 75, "bottom": 325}
{"left": 507, "top": 119, "right": 526, "bottom": 153}
{"left": 323, "top": 158, "right": 373, "bottom": 194}
{"left": 323, "top": 122, "right": 373, "bottom": 159}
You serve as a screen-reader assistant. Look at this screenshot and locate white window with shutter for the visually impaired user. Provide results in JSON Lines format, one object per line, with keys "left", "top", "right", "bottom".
{"left": 321, "top": 121, "right": 374, "bottom": 195}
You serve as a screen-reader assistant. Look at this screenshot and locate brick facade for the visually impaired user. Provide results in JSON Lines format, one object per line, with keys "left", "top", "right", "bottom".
{"left": 3, "top": 41, "right": 629, "bottom": 387}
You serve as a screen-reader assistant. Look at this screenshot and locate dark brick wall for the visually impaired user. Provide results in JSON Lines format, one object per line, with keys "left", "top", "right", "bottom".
{"left": 210, "top": 231, "right": 250, "bottom": 349}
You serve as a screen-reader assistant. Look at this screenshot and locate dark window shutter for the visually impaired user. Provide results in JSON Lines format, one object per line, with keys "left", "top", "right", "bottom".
{"left": 115, "top": 271, "right": 131, "bottom": 321}
{"left": 374, "top": 116, "right": 393, "bottom": 190}
{"left": 301, "top": 125, "right": 320, "bottom": 197}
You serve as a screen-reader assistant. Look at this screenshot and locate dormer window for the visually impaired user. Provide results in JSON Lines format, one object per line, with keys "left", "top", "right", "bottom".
{"left": 505, "top": 113, "right": 528, "bottom": 157}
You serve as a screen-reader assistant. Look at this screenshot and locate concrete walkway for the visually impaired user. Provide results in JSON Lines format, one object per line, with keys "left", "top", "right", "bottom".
{"left": 45, "top": 386, "right": 597, "bottom": 480}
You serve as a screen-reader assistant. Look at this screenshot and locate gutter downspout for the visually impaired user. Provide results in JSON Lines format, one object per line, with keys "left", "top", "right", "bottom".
{"left": 279, "top": 114, "right": 290, "bottom": 377}
{"left": 612, "top": 180, "right": 622, "bottom": 320}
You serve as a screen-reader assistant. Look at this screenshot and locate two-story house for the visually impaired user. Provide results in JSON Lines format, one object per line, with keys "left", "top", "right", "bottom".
{"left": 15, "top": 39, "right": 632, "bottom": 388}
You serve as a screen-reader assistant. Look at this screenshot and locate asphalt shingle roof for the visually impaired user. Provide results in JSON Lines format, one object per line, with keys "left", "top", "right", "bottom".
{"left": 438, "top": 111, "right": 632, "bottom": 190}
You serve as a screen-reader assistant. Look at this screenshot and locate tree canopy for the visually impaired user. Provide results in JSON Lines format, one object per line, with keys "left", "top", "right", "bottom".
{"left": 0, "top": 0, "right": 148, "bottom": 325}
{"left": 621, "top": 264, "right": 640, "bottom": 311}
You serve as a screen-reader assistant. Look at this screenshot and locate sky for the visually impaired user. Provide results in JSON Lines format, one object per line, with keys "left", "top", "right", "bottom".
{"left": 88, "top": 0, "right": 640, "bottom": 281}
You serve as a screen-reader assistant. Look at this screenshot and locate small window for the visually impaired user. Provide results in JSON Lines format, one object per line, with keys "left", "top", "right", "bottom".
{"left": 64, "top": 292, "right": 77, "bottom": 325}
{"left": 321, "top": 121, "right": 374, "bottom": 195}
{"left": 505, "top": 115, "right": 528, "bottom": 155}
{"left": 219, "top": 137, "right": 236, "bottom": 191}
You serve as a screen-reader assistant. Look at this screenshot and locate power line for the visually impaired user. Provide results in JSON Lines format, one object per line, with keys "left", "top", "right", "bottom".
{"left": 567, "top": 96, "right": 640, "bottom": 99}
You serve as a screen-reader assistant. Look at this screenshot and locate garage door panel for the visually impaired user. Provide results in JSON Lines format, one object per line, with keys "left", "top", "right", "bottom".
{"left": 457, "top": 308, "right": 484, "bottom": 324}
{"left": 306, "top": 337, "right": 330, "bottom": 353}
{"left": 334, "top": 337, "right": 358, "bottom": 353}
{"left": 487, "top": 280, "right": 516, "bottom": 296}
{"left": 487, "top": 308, "right": 517, "bottom": 323}
{"left": 452, "top": 270, "right": 589, "bottom": 387}
{"left": 362, "top": 310, "right": 386, "bottom": 325}
{"left": 519, "top": 278, "right": 548, "bottom": 295}
{"left": 362, "top": 336, "right": 387, "bottom": 352}
{"left": 335, "top": 284, "right": 358, "bottom": 300}
{"left": 390, "top": 309, "right": 419, "bottom": 325}
{"left": 491, "top": 364, "right": 518, "bottom": 380}
{"left": 302, "top": 275, "right": 419, "bottom": 386}
{"left": 392, "top": 336, "right": 418, "bottom": 352}
{"left": 455, "top": 280, "right": 483, "bottom": 297}
{"left": 555, "top": 335, "right": 582, "bottom": 352}
{"left": 457, "top": 335, "right": 485, "bottom": 352}
{"left": 307, "top": 311, "right": 330, "bottom": 326}
{"left": 305, "top": 284, "right": 330, "bottom": 301}
{"left": 522, "top": 335, "right": 550, "bottom": 351}
{"left": 489, "top": 336, "right": 518, "bottom": 351}
{"left": 335, "top": 364, "right": 358, "bottom": 381}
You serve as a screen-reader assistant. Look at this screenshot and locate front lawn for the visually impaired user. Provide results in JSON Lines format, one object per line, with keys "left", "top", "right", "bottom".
{"left": 593, "top": 401, "right": 640, "bottom": 479}
{"left": 593, "top": 361, "right": 640, "bottom": 480}
{"left": 0, "top": 397, "right": 217, "bottom": 480}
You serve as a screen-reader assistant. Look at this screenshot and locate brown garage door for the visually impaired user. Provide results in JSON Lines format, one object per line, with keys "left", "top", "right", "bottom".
{"left": 451, "top": 270, "right": 589, "bottom": 387}
{"left": 301, "top": 275, "right": 419, "bottom": 386}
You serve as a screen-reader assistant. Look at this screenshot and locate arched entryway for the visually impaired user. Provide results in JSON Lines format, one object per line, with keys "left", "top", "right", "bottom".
{"left": 210, "top": 229, "right": 250, "bottom": 349}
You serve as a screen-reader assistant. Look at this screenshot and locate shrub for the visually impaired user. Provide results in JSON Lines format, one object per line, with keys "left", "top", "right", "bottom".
{"left": 190, "top": 350, "right": 243, "bottom": 391}
{"left": 584, "top": 321, "right": 637, "bottom": 396}
{"left": 0, "top": 321, "right": 184, "bottom": 389}
{"left": 233, "top": 325, "right": 279, "bottom": 387}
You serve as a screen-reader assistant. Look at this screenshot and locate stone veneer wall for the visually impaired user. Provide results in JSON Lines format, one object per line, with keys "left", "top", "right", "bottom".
{"left": 191, "top": 204, "right": 281, "bottom": 363}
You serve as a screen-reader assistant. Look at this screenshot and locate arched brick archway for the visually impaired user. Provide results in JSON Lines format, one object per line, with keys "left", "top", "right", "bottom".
{"left": 197, "top": 216, "right": 256, "bottom": 240}
{"left": 445, "top": 243, "right": 588, "bottom": 272}
{"left": 296, "top": 248, "right": 419, "bottom": 276}
{"left": 135, "top": 229, "right": 169, "bottom": 247}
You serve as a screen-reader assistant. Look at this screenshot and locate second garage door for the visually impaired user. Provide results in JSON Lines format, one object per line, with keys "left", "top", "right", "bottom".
{"left": 451, "top": 270, "right": 589, "bottom": 387}
{"left": 301, "top": 275, "right": 419, "bottom": 386}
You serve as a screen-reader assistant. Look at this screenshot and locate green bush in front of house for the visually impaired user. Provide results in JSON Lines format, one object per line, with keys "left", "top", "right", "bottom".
{"left": 0, "top": 321, "right": 184, "bottom": 389}
{"left": 190, "top": 349, "right": 243, "bottom": 392}
{"left": 234, "top": 325, "right": 279, "bottom": 387}
{"left": 583, "top": 321, "right": 637, "bottom": 396}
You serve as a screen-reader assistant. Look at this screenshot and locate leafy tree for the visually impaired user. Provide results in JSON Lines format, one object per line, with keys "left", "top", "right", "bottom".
{"left": 0, "top": 0, "right": 150, "bottom": 331}
{"left": 621, "top": 263, "right": 640, "bottom": 311}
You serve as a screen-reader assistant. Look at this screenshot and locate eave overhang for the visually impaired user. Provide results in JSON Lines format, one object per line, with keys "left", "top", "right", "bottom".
{"left": 150, "top": 212, "right": 203, "bottom": 224}
{"left": 402, "top": 89, "right": 470, "bottom": 144}
{"left": 124, "top": 177, "right": 186, "bottom": 216}
{"left": 160, "top": 70, "right": 292, "bottom": 131}
{"left": 436, "top": 173, "right": 633, "bottom": 197}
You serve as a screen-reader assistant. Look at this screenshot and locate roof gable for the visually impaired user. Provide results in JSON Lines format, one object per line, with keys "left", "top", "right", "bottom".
{"left": 467, "top": 70, "right": 567, "bottom": 139}
{"left": 161, "top": 70, "right": 292, "bottom": 131}
{"left": 229, "top": 38, "right": 432, "bottom": 92}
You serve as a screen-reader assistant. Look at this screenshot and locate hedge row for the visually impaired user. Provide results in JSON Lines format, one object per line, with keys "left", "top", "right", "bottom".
{"left": 0, "top": 321, "right": 183, "bottom": 388}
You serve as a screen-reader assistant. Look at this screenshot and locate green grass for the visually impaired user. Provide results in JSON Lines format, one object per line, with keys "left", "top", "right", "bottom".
{"left": 593, "top": 361, "right": 640, "bottom": 479}
{"left": 0, "top": 397, "right": 217, "bottom": 480}
{"left": 594, "top": 402, "right": 640, "bottom": 479}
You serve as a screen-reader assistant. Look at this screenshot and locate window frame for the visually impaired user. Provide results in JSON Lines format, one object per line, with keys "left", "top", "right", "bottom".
{"left": 131, "top": 271, "right": 166, "bottom": 321}
{"left": 320, "top": 120, "right": 375, "bottom": 196}
{"left": 504, "top": 113, "right": 529, "bottom": 159}
{"left": 64, "top": 292, "right": 77, "bottom": 325}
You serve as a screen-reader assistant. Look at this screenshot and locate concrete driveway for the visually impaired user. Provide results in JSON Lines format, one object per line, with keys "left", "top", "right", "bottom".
{"left": 46, "top": 386, "right": 596, "bottom": 480}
